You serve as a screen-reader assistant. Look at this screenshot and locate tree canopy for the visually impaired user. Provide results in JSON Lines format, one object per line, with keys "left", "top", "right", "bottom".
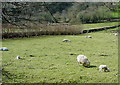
{"left": 2, "top": 2, "right": 119, "bottom": 27}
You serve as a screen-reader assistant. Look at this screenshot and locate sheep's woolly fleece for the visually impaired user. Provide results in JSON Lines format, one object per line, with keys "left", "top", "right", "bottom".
{"left": 85, "top": 36, "right": 92, "bottom": 38}
{"left": 16, "top": 55, "right": 21, "bottom": 59}
{"left": 0, "top": 47, "right": 9, "bottom": 51}
{"left": 99, "top": 65, "right": 110, "bottom": 72}
{"left": 62, "top": 39, "right": 71, "bottom": 42}
{"left": 77, "top": 55, "right": 90, "bottom": 67}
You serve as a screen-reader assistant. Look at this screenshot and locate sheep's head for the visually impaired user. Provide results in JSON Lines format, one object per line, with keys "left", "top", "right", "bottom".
{"left": 104, "top": 67, "right": 110, "bottom": 72}
{"left": 83, "top": 61, "right": 90, "bottom": 67}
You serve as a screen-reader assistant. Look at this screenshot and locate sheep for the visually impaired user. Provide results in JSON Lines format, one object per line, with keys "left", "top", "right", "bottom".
{"left": 62, "top": 39, "right": 71, "bottom": 42}
{"left": 113, "top": 33, "right": 118, "bottom": 36}
{"left": 99, "top": 65, "right": 110, "bottom": 72}
{"left": 114, "top": 33, "right": 118, "bottom": 36}
{"left": 0, "top": 47, "right": 9, "bottom": 51}
{"left": 85, "top": 36, "right": 92, "bottom": 38}
{"left": 16, "top": 55, "right": 21, "bottom": 59}
{"left": 77, "top": 55, "right": 90, "bottom": 67}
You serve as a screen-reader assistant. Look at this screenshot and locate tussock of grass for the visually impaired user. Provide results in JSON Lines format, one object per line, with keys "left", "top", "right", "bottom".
{"left": 2, "top": 28, "right": 118, "bottom": 83}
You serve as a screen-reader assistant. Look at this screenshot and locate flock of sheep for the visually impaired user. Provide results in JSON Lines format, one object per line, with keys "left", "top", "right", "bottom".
{"left": 62, "top": 33, "right": 117, "bottom": 72}
{"left": 1, "top": 32, "right": 118, "bottom": 73}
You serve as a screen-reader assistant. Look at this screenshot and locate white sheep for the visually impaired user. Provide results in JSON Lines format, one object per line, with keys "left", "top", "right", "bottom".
{"left": 114, "top": 33, "right": 118, "bottom": 36}
{"left": 77, "top": 55, "right": 90, "bottom": 67}
{"left": 16, "top": 55, "right": 21, "bottom": 59}
{"left": 62, "top": 39, "right": 71, "bottom": 42}
{"left": 113, "top": 33, "right": 118, "bottom": 36}
{"left": 0, "top": 47, "right": 9, "bottom": 51}
{"left": 85, "top": 36, "right": 92, "bottom": 38}
{"left": 99, "top": 65, "right": 110, "bottom": 72}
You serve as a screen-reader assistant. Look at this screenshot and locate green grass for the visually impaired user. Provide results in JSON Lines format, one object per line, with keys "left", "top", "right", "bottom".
{"left": 2, "top": 28, "right": 118, "bottom": 83}
{"left": 111, "top": 11, "right": 120, "bottom": 18}
{"left": 75, "top": 22, "right": 119, "bottom": 30}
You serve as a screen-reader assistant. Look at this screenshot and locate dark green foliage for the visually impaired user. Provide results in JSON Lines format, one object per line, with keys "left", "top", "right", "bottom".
{"left": 2, "top": 2, "right": 118, "bottom": 26}
{"left": 2, "top": 2, "right": 54, "bottom": 26}
{"left": 47, "top": 2, "right": 73, "bottom": 13}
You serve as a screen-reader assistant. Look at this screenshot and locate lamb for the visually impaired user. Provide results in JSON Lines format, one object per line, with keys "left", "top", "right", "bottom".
{"left": 99, "top": 65, "right": 110, "bottom": 72}
{"left": 62, "top": 39, "right": 71, "bottom": 42}
{"left": 16, "top": 55, "right": 21, "bottom": 59}
{"left": 77, "top": 55, "right": 90, "bottom": 67}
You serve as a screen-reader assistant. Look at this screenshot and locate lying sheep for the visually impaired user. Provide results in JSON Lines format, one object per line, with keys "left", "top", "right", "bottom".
{"left": 85, "top": 36, "right": 92, "bottom": 38}
{"left": 99, "top": 65, "right": 110, "bottom": 72}
{"left": 0, "top": 47, "right": 9, "bottom": 51}
{"left": 62, "top": 39, "right": 71, "bottom": 42}
{"left": 77, "top": 55, "right": 90, "bottom": 67}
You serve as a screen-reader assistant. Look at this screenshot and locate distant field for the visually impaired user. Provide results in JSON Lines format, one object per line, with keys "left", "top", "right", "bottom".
{"left": 2, "top": 27, "right": 118, "bottom": 83}
{"left": 111, "top": 11, "right": 120, "bottom": 18}
{"left": 74, "top": 22, "right": 119, "bottom": 30}
{"left": 3, "top": 22, "right": 119, "bottom": 34}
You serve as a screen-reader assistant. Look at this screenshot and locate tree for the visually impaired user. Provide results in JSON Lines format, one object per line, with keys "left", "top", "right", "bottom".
{"left": 2, "top": 2, "right": 57, "bottom": 28}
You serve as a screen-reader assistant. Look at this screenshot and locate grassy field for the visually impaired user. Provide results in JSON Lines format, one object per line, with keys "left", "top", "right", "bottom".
{"left": 75, "top": 22, "right": 119, "bottom": 30}
{"left": 2, "top": 27, "right": 118, "bottom": 83}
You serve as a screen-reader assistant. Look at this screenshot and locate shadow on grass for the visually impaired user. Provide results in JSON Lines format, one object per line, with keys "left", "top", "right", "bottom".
{"left": 89, "top": 65, "right": 97, "bottom": 68}
{"left": 85, "top": 65, "right": 97, "bottom": 68}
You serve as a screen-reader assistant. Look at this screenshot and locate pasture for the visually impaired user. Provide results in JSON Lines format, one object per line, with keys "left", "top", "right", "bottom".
{"left": 2, "top": 27, "right": 118, "bottom": 83}
{"left": 74, "top": 22, "right": 119, "bottom": 30}
{"left": 111, "top": 11, "right": 120, "bottom": 18}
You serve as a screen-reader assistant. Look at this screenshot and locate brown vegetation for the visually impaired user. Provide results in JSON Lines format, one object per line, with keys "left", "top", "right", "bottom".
{"left": 2, "top": 24, "right": 83, "bottom": 39}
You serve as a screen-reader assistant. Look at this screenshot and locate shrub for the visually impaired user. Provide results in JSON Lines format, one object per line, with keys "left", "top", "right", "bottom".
{"left": 76, "top": 6, "right": 112, "bottom": 23}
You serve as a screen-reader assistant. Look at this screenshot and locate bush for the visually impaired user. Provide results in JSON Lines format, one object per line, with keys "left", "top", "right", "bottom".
{"left": 76, "top": 6, "right": 112, "bottom": 23}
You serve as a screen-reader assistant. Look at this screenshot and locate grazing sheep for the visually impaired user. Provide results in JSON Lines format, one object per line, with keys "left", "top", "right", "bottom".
{"left": 0, "top": 47, "right": 9, "bottom": 51}
{"left": 77, "top": 55, "right": 90, "bottom": 67}
{"left": 99, "top": 65, "right": 110, "bottom": 72}
{"left": 16, "top": 55, "right": 21, "bottom": 59}
{"left": 85, "top": 36, "right": 92, "bottom": 38}
{"left": 62, "top": 39, "right": 71, "bottom": 42}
